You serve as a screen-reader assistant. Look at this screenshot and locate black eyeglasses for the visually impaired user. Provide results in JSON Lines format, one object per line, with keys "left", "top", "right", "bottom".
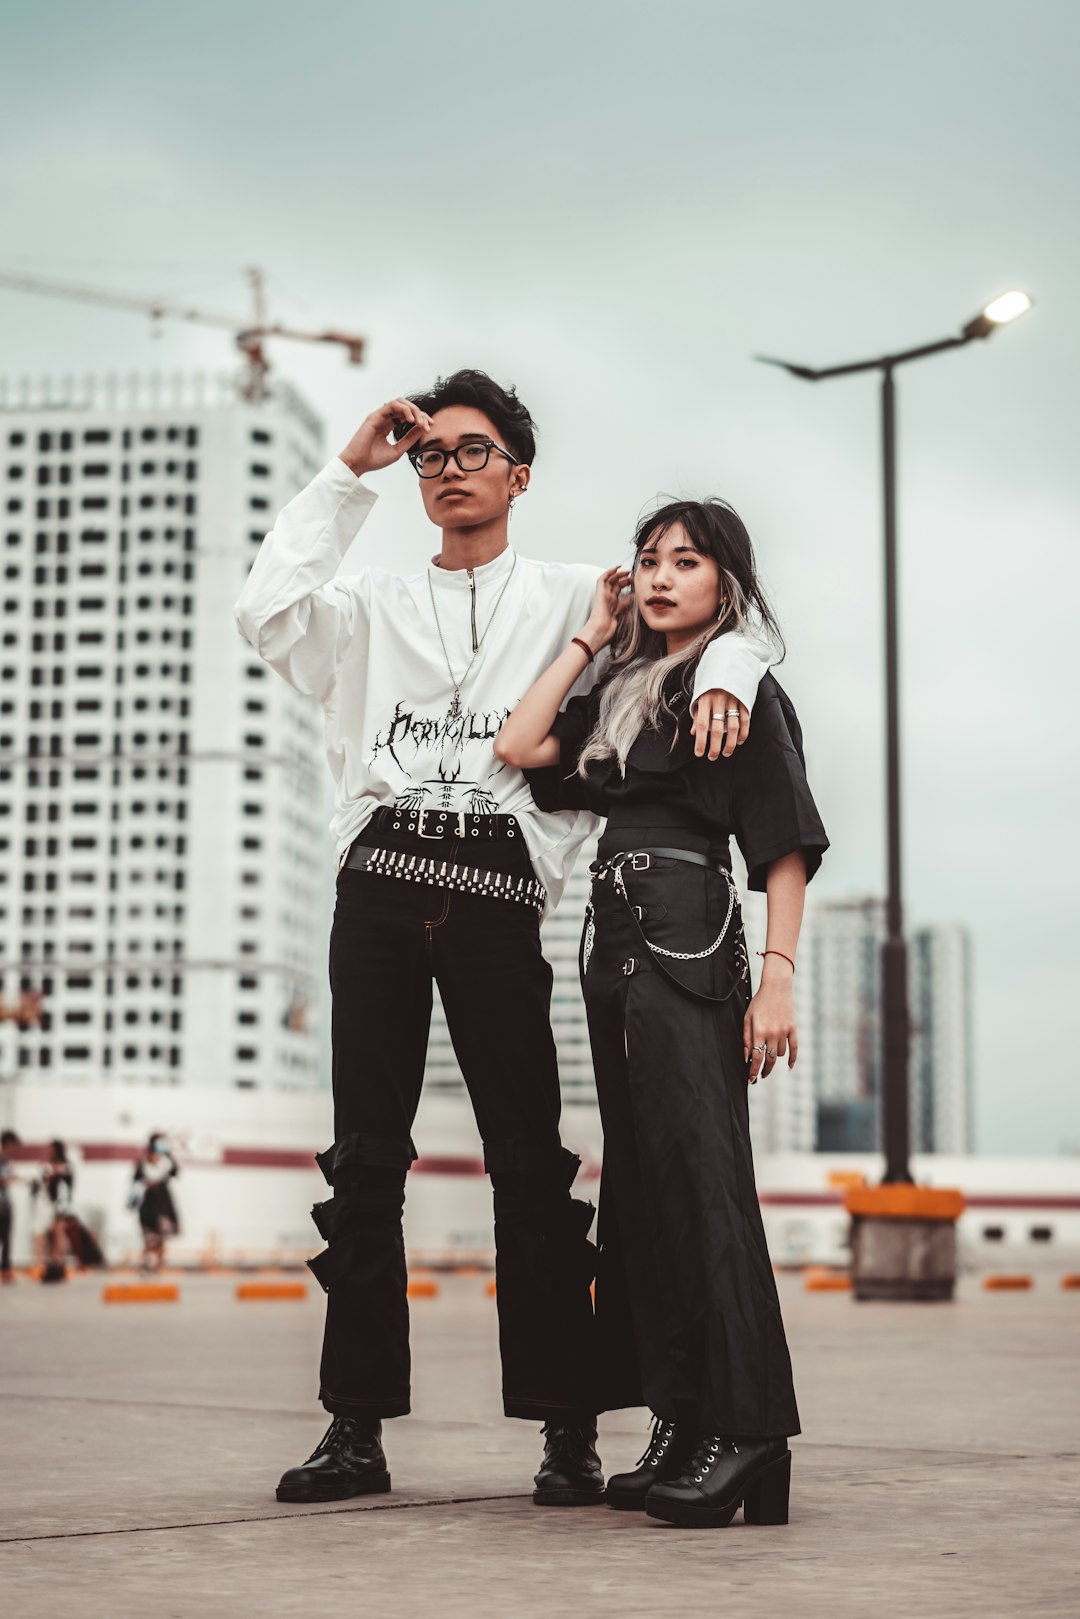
{"left": 409, "top": 439, "right": 518, "bottom": 479}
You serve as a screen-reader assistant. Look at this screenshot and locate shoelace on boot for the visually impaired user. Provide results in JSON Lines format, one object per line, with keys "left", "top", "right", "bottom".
{"left": 307, "top": 1417, "right": 349, "bottom": 1461}
{"left": 307, "top": 1415, "right": 371, "bottom": 1462}
{"left": 636, "top": 1414, "right": 678, "bottom": 1469}
{"left": 684, "top": 1434, "right": 739, "bottom": 1484}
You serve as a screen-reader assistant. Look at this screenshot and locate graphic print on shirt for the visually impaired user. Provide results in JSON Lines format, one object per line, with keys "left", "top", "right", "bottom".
{"left": 369, "top": 697, "right": 510, "bottom": 813}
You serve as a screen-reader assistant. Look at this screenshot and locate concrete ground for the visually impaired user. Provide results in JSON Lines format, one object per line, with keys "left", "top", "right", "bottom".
{"left": 0, "top": 1270, "right": 1077, "bottom": 1619}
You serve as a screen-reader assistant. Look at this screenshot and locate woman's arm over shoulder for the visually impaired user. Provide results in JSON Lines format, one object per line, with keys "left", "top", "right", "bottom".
{"left": 234, "top": 459, "right": 379, "bottom": 702}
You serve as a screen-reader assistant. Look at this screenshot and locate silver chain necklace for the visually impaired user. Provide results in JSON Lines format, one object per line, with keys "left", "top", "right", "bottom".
{"left": 427, "top": 552, "right": 518, "bottom": 725}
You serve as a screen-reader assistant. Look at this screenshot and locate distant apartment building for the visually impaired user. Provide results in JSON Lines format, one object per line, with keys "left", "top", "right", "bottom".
{"left": 742, "top": 890, "right": 973, "bottom": 1154}
{"left": 0, "top": 373, "right": 327, "bottom": 1093}
{"left": 911, "top": 923, "right": 973, "bottom": 1154}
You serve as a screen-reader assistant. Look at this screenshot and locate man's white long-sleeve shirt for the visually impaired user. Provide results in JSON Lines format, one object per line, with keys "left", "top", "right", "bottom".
{"left": 234, "top": 459, "right": 770, "bottom": 912}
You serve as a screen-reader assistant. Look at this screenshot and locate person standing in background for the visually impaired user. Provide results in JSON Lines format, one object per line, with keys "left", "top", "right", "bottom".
{"left": 0, "top": 1129, "right": 21, "bottom": 1283}
{"left": 130, "top": 1134, "right": 181, "bottom": 1274}
{"left": 32, "top": 1140, "right": 74, "bottom": 1282}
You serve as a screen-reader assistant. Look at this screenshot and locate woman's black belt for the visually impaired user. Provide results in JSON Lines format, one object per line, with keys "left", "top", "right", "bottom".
{"left": 590, "top": 847, "right": 731, "bottom": 877}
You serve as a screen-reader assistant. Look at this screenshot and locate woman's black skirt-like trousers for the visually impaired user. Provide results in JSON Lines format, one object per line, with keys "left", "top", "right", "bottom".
{"left": 582, "top": 839, "right": 800, "bottom": 1439}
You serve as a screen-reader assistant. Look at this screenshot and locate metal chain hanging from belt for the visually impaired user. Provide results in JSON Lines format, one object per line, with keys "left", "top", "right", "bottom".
{"left": 611, "top": 859, "right": 737, "bottom": 960}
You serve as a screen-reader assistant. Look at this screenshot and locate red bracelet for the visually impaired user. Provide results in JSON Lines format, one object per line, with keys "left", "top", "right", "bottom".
{"left": 757, "top": 949, "right": 795, "bottom": 974}
{"left": 571, "top": 637, "right": 594, "bottom": 664}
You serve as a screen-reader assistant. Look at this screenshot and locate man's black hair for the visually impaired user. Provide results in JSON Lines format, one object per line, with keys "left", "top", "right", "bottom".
{"left": 1, "top": 1129, "right": 19, "bottom": 1148}
{"left": 407, "top": 369, "right": 538, "bottom": 466}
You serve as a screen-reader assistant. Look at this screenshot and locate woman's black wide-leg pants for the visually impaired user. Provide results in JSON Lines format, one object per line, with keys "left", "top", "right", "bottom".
{"left": 582, "top": 841, "right": 800, "bottom": 1439}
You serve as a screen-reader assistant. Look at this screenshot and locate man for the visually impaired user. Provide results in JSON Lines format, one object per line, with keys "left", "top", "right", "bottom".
{"left": 235, "top": 370, "right": 768, "bottom": 1506}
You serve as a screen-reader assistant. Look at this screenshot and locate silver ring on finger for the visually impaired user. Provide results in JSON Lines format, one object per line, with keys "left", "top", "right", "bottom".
{"left": 724, "top": 710, "right": 740, "bottom": 720}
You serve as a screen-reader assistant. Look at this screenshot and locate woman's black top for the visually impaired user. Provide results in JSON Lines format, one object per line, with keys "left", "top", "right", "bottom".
{"left": 526, "top": 669, "right": 828, "bottom": 891}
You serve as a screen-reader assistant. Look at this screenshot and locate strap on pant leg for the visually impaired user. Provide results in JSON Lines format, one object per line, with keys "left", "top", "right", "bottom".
{"left": 307, "top": 1134, "right": 413, "bottom": 1293}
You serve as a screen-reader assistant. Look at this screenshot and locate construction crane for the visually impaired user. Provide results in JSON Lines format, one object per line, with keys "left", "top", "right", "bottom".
{"left": 0, "top": 265, "right": 365, "bottom": 401}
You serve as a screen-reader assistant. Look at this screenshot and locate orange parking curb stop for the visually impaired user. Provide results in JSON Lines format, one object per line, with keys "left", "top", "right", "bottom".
{"left": 236, "top": 1282, "right": 307, "bottom": 1301}
{"left": 1060, "top": 1275, "right": 1080, "bottom": 1291}
{"left": 804, "top": 1268, "right": 852, "bottom": 1293}
{"left": 983, "top": 1275, "right": 1033, "bottom": 1291}
{"left": 407, "top": 1278, "right": 439, "bottom": 1299}
{"left": 485, "top": 1278, "right": 498, "bottom": 1297}
{"left": 103, "top": 1283, "right": 179, "bottom": 1303}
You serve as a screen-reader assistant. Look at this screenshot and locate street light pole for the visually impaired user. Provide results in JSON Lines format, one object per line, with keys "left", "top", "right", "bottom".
{"left": 757, "top": 291, "right": 1032, "bottom": 1191}
{"left": 879, "top": 363, "right": 910, "bottom": 1183}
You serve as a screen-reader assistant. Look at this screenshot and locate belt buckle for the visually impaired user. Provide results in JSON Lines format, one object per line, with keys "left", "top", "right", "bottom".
{"left": 630, "top": 852, "right": 651, "bottom": 871}
{"left": 417, "top": 810, "right": 465, "bottom": 839}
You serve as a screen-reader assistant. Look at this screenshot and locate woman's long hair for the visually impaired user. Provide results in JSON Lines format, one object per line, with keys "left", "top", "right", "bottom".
{"left": 578, "top": 499, "right": 782, "bottom": 777}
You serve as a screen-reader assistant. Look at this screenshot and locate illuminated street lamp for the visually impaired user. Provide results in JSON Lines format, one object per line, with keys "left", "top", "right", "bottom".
{"left": 757, "top": 293, "right": 1031, "bottom": 1294}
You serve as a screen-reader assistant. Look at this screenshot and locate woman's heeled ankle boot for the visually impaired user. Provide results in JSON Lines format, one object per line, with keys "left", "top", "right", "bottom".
{"left": 646, "top": 1434, "right": 791, "bottom": 1528}
{"left": 605, "top": 1417, "right": 696, "bottom": 1511}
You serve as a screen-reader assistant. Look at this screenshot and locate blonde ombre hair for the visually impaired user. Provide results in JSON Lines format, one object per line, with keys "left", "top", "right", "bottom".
{"left": 578, "top": 500, "right": 782, "bottom": 778}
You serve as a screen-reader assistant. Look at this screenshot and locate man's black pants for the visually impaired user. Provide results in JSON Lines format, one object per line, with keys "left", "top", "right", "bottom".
{"left": 312, "top": 824, "right": 597, "bottom": 1423}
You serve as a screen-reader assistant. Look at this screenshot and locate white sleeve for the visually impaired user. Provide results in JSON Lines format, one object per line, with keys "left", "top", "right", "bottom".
{"left": 690, "top": 630, "right": 772, "bottom": 714}
{"left": 234, "top": 458, "right": 379, "bottom": 702}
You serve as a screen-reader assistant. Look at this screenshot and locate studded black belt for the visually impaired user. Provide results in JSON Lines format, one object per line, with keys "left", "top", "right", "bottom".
{"left": 344, "top": 844, "right": 547, "bottom": 913}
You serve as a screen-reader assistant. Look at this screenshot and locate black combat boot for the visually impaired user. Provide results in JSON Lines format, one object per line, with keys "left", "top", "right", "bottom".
{"left": 605, "top": 1416, "right": 696, "bottom": 1511}
{"left": 275, "top": 1416, "right": 391, "bottom": 1503}
{"left": 646, "top": 1433, "right": 791, "bottom": 1528}
{"left": 532, "top": 1419, "right": 606, "bottom": 1506}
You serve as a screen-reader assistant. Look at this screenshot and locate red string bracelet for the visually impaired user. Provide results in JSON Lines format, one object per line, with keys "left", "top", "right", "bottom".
{"left": 571, "top": 637, "right": 594, "bottom": 664}
{"left": 758, "top": 949, "right": 795, "bottom": 974}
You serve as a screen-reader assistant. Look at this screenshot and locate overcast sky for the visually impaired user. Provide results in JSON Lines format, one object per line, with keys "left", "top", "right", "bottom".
{"left": 3, "top": 0, "right": 1078, "bottom": 1152}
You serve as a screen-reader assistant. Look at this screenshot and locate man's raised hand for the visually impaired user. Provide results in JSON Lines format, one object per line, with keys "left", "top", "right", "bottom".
{"left": 339, "top": 398, "right": 434, "bottom": 478}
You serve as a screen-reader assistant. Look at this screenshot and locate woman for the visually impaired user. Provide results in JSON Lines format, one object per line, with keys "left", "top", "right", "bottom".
{"left": 32, "top": 1139, "right": 74, "bottom": 1281}
{"left": 130, "top": 1134, "right": 180, "bottom": 1273}
{"left": 495, "top": 499, "right": 828, "bottom": 1529}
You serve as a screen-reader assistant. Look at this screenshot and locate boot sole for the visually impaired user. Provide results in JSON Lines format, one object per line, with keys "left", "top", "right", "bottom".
{"left": 646, "top": 1493, "right": 740, "bottom": 1528}
{"left": 532, "top": 1487, "right": 607, "bottom": 1507}
{"left": 276, "top": 1471, "right": 391, "bottom": 1504}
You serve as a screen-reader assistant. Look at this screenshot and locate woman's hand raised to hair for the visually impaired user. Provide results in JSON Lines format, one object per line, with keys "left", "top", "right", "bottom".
{"left": 581, "top": 567, "right": 632, "bottom": 653}
{"left": 339, "top": 398, "right": 434, "bottom": 478}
